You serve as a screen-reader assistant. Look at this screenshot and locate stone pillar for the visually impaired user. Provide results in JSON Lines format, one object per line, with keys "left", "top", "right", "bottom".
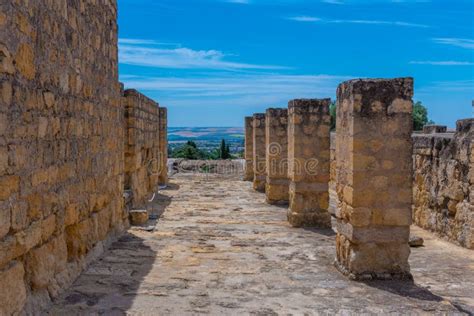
{"left": 335, "top": 78, "right": 414, "bottom": 280}
{"left": 244, "top": 117, "right": 254, "bottom": 181}
{"left": 265, "top": 108, "right": 289, "bottom": 204}
{"left": 287, "top": 99, "right": 331, "bottom": 227}
{"left": 158, "top": 107, "right": 168, "bottom": 185}
{"left": 253, "top": 113, "right": 266, "bottom": 192}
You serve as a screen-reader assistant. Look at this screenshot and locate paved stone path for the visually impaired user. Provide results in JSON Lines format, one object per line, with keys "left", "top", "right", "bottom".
{"left": 50, "top": 173, "right": 474, "bottom": 315}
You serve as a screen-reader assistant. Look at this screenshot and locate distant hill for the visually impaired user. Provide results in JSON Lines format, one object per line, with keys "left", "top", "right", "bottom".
{"left": 168, "top": 127, "right": 244, "bottom": 143}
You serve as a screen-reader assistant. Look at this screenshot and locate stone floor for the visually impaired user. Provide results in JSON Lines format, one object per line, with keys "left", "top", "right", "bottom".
{"left": 49, "top": 173, "right": 474, "bottom": 315}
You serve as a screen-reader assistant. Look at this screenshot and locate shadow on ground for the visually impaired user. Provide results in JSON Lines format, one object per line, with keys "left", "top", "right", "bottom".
{"left": 49, "top": 232, "right": 158, "bottom": 314}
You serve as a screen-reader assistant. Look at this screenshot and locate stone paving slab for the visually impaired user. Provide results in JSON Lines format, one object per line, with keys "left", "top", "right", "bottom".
{"left": 49, "top": 173, "right": 474, "bottom": 315}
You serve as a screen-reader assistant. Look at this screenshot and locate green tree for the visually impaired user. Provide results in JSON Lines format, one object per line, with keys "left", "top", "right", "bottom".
{"left": 219, "top": 139, "right": 226, "bottom": 159}
{"left": 171, "top": 140, "right": 206, "bottom": 160}
{"left": 413, "top": 101, "right": 434, "bottom": 131}
{"left": 218, "top": 139, "right": 232, "bottom": 159}
{"left": 329, "top": 101, "right": 336, "bottom": 131}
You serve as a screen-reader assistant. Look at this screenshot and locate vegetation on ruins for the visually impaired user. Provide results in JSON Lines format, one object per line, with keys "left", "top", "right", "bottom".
{"left": 413, "top": 101, "right": 435, "bottom": 131}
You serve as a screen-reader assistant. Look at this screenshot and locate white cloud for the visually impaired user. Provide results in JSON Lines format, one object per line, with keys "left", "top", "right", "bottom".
{"left": 432, "top": 38, "right": 474, "bottom": 50}
{"left": 119, "top": 39, "right": 288, "bottom": 70}
{"left": 286, "top": 16, "right": 429, "bottom": 28}
{"left": 410, "top": 60, "right": 474, "bottom": 66}
{"left": 287, "top": 16, "right": 322, "bottom": 22}
{"left": 120, "top": 73, "right": 351, "bottom": 104}
{"left": 118, "top": 38, "right": 181, "bottom": 46}
{"left": 417, "top": 80, "right": 474, "bottom": 93}
{"left": 321, "top": 0, "right": 344, "bottom": 4}
{"left": 225, "top": 0, "right": 250, "bottom": 3}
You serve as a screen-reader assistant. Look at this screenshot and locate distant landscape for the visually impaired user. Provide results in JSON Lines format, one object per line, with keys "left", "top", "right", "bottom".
{"left": 168, "top": 127, "right": 245, "bottom": 158}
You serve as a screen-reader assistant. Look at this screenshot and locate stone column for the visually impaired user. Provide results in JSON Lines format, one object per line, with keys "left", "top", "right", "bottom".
{"left": 158, "top": 107, "right": 168, "bottom": 185}
{"left": 244, "top": 117, "right": 254, "bottom": 181}
{"left": 265, "top": 108, "right": 289, "bottom": 204}
{"left": 335, "top": 78, "right": 414, "bottom": 280}
{"left": 287, "top": 99, "right": 331, "bottom": 227}
{"left": 253, "top": 113, "right": 266, "bottom": 192}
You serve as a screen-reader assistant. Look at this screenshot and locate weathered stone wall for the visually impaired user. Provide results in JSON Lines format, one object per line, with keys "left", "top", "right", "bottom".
{"left": 265, "top": 108, "right": 289, "bottom": 204}
{"left": 244, "top": 117, "right": 254, "bottom": 182}
{"left": 159, "top": 107, "right": 168, "bottom": 185}
{"left": 287, "top": 99, "right": 331, "bottom": 227}
{"left": 253, "top": 113, "right": 266, "bottom": 192}
{"left": 334, "top": 78, "right": 413, "bottom": 280}
{"left": 123, "top": 89, "right": 160, "bottom": 208}
{"left": 413, "top": 119, "right": 473, "bottom": 249}
{"left": 330, "top": 121, "right": 473, "bottom": 250}
{"left": 0, "top": 1, "right": 126, "bottom": 314}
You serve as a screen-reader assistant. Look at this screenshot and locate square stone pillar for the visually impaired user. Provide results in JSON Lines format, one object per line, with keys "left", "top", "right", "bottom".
{"left": 158, "top": 107, "right": 168, "bottom": 185}
{"left": 287, "top": 99, "right": 331, "bottom": 227}
{"left": 253, "top": 113, "right": 266, "bottom": 192}
{"left": 335, "top": 78, "right": 414, "bottom": 280}
{"left": 265, "top": 108, "right": 289, "bottom": 204}
{"left": 244, "top": 117, "right": 254, "bottom": 181}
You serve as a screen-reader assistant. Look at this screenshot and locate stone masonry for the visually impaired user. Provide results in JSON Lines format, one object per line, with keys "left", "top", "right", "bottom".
{"left": 159, "top": 107, "right": 168, "bottom": 185}
{"left": 413, "top": 119, "right": 473, "bottom": 249}
{"left": 265, "top": 108, "right": 289, "bottom": 204}
{"left": 123, "top": 89, "right": 160, "bottom": 208}
{"left": 0, "top": 1, "right": 167, "bottom": 313}
{"left": 253, "top": 113, "right": 266, "bottom": 192}
{"left": 335, "top": 78, "right": 414, "bottom": 280}
{"left": 244, "top": 117, "right": 254, "bottom": 182}
{"left": 287, "top": 99, "right": 332, "bottom": 228}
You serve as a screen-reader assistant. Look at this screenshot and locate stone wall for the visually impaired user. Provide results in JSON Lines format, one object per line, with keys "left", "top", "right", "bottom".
{"left": 158, "top": 107, "right": 168, "bottom": 185}
{"left": 0, "top": 1, "right": 126, "bottom": 314}
{"left": 413, "top": 119, "right": 473, "bottom": 249}
{"left": 330, "top": 121, "right": 473, "bottom": 250}
{"left": 123, "top": 89, "right": 160, "bottom": 208}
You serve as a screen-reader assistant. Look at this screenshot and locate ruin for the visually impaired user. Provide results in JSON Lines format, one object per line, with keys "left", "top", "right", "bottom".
{"left": 287, "top": 99, "right": 332, "bottom": 228}
{"left": 123, "top": 89, "right": 161, "bottom": 208}
{"left": 413, "top": 119, "right": 474, "bottom": 249}
{"left": 334, "top": 78, "right": 414, "bottom": 280}
{"left": 1, "top": 0, "right": 473, "bottom": 314}
{"left": 0, "top": 1, "right": 166, "bottom": 314}
{"left": 244, "top": 117, "right": 254, "bottom": 182}
{"left": 265, "top": 108, "right": 289, "bottom": 204}
{"left": 159, "top": 107, "right": 169, "bottom": 186}
{"left": 252, "top": 113, "right": 266, "bottom": 192}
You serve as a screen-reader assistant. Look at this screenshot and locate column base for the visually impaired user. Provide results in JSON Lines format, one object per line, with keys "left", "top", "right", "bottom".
{"left": 265, "top": 181, "right": 289, "bottom": 205}
{"left": 287, "top": 210, "right": 331, "bottom": 228}
{"left": 335, "top": 233, "right": 412, "bottom": 281}
{"left": 243, "top": 174, "right": 254, "bottom": 182}
{"left": 253, "top": 175, "right": 266, "bottom": 192}
{"left": 334, "top": 259, "right": 413, "bottom": 281}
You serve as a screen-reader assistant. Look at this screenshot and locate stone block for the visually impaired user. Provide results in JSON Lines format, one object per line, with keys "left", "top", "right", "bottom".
{"left": 423, "top": 125, "right": 447, "bottom": 134}
{"left": 130, "top": 209, "right": 149, "bottom": 226}
{"left": 26, "top": 235, "right": 67, "bottom": 290}
{"left": 0, "top": 261, "right": 27, "bottom": 315}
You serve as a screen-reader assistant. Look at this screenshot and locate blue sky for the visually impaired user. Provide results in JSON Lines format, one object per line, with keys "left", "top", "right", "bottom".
{"left": 118, "top": 0, "right": 473, "bottom": 127}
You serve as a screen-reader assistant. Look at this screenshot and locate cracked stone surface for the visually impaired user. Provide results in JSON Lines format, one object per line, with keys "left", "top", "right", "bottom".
{"left": 49, "top": 173, "right": 474, "bottom": 315}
